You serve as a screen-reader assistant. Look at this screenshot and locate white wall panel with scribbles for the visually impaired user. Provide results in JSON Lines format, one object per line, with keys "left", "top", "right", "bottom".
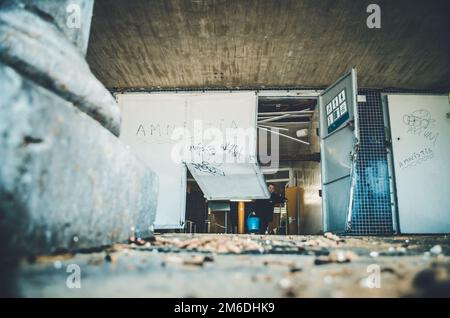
{"left": 387, "top": 94, "right": 450, "bottom": 233}
{"left": 117, "top": 92, "right": 269, "bottom": 229}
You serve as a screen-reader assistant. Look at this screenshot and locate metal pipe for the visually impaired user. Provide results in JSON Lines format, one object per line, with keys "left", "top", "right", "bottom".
{"left": 258, "top": 126, "right": 310, "bottom": 145}
{"left": 265, "top": 178, "right": 290, "bottom": 182}
{"left": 257, "top": 124, "right": 289, "bottom": 131}
{"left": 264, "top": 122, "right": 310, "bottom": 126}
{"left": 258, "top": 114, "right": 291, "bottom": 123}
{"left": 258, "top": 115, "right": 312, "bottom": 121}
{"left": 258, "top": 110, "right": 313, "bottom": 116}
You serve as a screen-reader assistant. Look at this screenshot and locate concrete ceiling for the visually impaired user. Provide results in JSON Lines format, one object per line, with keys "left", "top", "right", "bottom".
{"left": 87, "top": 0, "right": 450, "bottom": 90}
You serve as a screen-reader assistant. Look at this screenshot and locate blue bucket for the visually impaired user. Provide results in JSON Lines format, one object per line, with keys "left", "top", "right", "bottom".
{"left": 247, "top": 213, "right": 260, "bottom": 233}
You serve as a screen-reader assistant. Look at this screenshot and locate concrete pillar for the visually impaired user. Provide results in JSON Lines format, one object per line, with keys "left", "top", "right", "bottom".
{"left": 0, "top": 0, "right": 159, "bottom": 259}
{"left": 17, "top": 0, "right": 94, "bottom": 55}
{"left": 0, "top": 0, "right": 121, "bottom": 136}
{"left": 0, "top": 63, "right": 159, "bottom": 256}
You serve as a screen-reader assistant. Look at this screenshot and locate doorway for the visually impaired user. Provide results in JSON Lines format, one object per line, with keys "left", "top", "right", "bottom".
{"left": 257, "top": 96, "right": 322, "bottom": 235}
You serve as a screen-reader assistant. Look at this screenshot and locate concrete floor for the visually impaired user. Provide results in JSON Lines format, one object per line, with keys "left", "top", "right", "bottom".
{"left": 8, "top": 234, "right": 450, "bottom": 297}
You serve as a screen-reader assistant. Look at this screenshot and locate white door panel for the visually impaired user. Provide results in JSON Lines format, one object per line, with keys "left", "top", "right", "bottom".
{"left": 388, "top": 94, "right": 450, "bottom": 233}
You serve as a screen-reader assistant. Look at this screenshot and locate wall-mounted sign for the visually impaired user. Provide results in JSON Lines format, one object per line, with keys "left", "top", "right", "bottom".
{"left": 326, "top": 89, "right": 349, "bottom": 133}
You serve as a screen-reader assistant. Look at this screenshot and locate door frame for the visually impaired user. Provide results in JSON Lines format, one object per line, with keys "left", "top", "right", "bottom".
{"left": 381, "top": 93, "right": 400, "bottom": 234}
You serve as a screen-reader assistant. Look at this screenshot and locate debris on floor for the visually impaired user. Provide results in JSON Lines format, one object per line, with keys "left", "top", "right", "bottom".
{"left": 135, "top": 232, "right": 350, "bottom": 256}
{"left": 150, "top": 235, "right": 265, "bottom": 254}
{"left": 314, "top": 250, "right": 359, "bottom": 265}
{"left": 163, "top": 254, "right": 214, "bottom": 267}
{"left": 8, "top": 234, "right": 450, "bottom": 297}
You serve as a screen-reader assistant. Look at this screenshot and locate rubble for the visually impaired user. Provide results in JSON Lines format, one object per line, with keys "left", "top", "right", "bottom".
{"left": 184, "top": 255, "right": 214, "bottom": 266}
{"left": 314, "top": 250, "right": 358, "bottom": 265}
{"left": 380, "top": 246, "right": 408, "bottom": 256}
{"left": 323, "top": 232, "right": 344, "bottom": 243}
{"left": 10, "top": 234, "right": 450, "bottom": 297}
{"left": 150, "top": 235, "right": 266, "bottom": 254}
{"left": 430, "top": 245, "right": 443, "bottom": 255}
{"left": 278, "top": 277, "right": 293, "bottom": 289}
{"left": 128, "top": 234, "right": 368, "bottom": 256}
{"left": 163, "top": 254, "right": 214, "bottom": 267}
{"left": 381, "top": 267, "right": 404, "bottom": 278}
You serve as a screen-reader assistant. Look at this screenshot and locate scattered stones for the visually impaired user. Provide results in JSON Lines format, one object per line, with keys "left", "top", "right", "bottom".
{"left": 324, "top": 232, "right": 344, "bottom": 243}
{"left": 314, "top": 250, "right": 358, "bottom": 265}
{"left": 314, "top": 256, "right": 333, "bottom": 265}
{"left": 381, "top": 267, "right": 403, "bottom": 278}
{"left": 278, "top": 278, "right": 292, "bottom": 289}
{"left": 12, "top": 234, "right": 450, "bottom": 297}
{"left": 430, "top": 245, "right": 443, "bottom": 255}
{"left": 380, "top": 246, "right": 408, "bottom": 256}
{"left": 129, "top": 237, "right": 147, "bottom": 246}
{"left": 134, "top": 234, "right": 357, "bottom": 256}
{"left": 183, "top": 255, "right": 214, "bottom": 267}
{"left": 150, "top": 236, "right": 265, "bottom": 254}
{"left": 289, "top": 266, "right": 303, "bottom": 273}
{"left": 163, "top": 254, "right": 214, "bottom": 267}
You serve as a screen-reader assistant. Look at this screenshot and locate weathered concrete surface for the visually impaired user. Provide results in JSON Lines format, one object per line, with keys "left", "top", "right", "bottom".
{"left": 87, "top": 0, "right": 450, "bottom": 89}
{"left": 0, "top": 63, "right": 158, "bottom": 258}
{"left": 17, "top": 0, "right": 94, "bottom": 55}
{"left": 0, "top": 1, "right": 121, "bottom": 136}
{"left": 10, "top": 234, "right": 450, "bottom": 297}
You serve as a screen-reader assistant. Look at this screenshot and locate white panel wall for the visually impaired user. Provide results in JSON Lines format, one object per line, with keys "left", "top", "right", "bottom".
{"left": 388, "top": 94, "right": 450, "bottom": 233}
{"left": 117, "top": 92, "right": 268, "bottom": 229}
{"left": 117, "top": 94, "right": 188, "bottom": 229}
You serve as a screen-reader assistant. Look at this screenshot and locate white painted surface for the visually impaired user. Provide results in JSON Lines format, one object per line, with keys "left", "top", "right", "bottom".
{"left": 117, "top": 92, "right": 268, "bottom": 229}
{"left": 388, "top": 94, "right": 450, "bottom": 233}
{"left": 185, "top": 92, "right": 269, "bottom": 200}
{"left": 117, "top": 94, "right": 188, "bottom": 229}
